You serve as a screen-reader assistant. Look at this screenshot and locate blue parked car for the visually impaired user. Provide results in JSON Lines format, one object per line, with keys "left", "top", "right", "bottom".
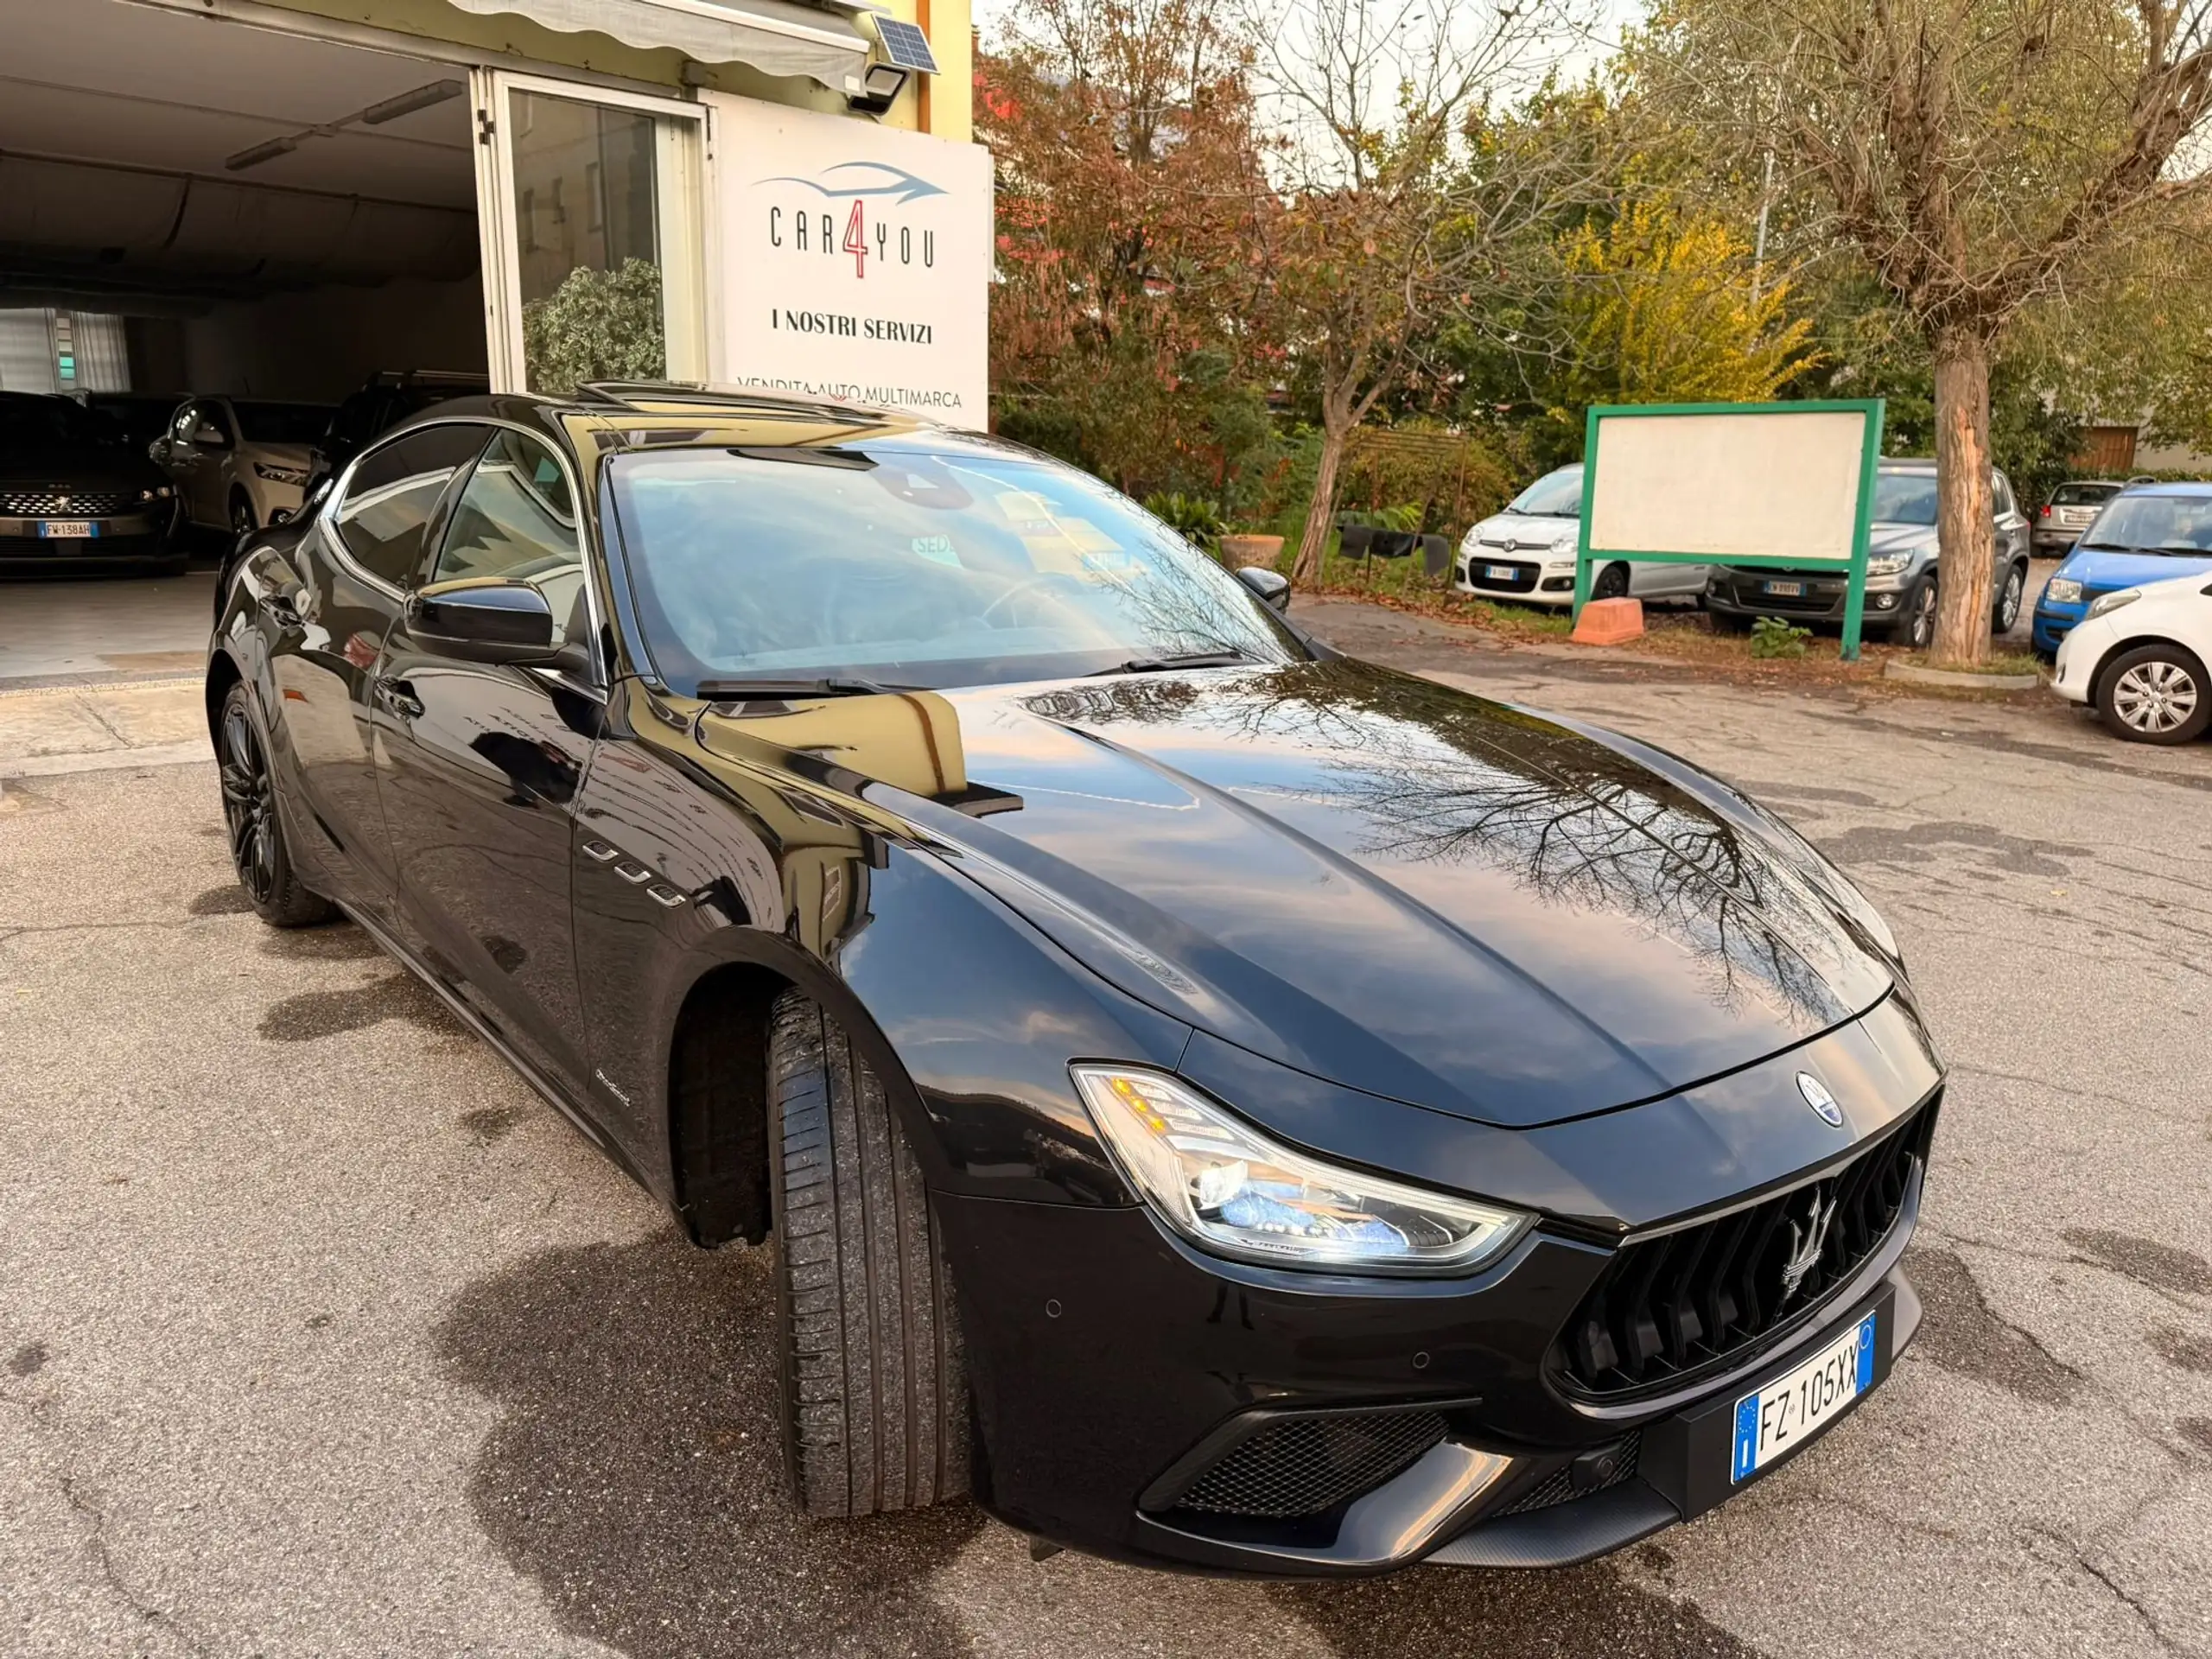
{"left": 2033, "top": 482, "right": 2212, "bottom": 656}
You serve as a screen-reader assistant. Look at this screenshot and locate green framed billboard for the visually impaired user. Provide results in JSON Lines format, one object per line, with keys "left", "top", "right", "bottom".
{"left": 1573, "top": 398, "right": 1887, "bottom": 659}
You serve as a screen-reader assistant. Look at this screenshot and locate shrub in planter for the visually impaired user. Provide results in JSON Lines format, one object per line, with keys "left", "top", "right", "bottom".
{"left": 522, "top": 258, "right": 666, "bottom": 395}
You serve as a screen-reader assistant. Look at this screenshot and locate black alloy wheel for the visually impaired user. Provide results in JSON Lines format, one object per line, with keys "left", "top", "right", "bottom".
{"left": 216, "top": 683, "right": 333, "bottom": 926}
{"left": 1993, "top": 563, "right": 2025, "bottom": 634}
{"left": 1592, "top": 562, "right": 1630, "bottom": 601}
{"left": 230, "top": 494, "right": 257, "bottom": 537}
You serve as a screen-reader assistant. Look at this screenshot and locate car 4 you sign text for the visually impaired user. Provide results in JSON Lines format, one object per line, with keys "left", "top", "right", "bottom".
{"left": 709, "top": 95, "right": 991, "bottom": 422}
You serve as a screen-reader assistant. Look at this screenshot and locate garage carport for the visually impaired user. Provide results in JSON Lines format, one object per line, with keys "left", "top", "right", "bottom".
{"left": 0, "top": 0, "right": 480, "bottom": 680}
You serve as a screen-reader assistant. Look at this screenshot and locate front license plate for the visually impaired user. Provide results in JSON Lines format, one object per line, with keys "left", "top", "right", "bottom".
{"left": 1761, "top": 579, "right": 1804, "bottom": 597}
{"left": 1484, "top": 563, "right": 1519, "bottom": 581}
{"left": 1731, "top": 1312, "right": 1878, "bottom": 1482}
{"left": 38, "top": 520, "right": 98, "bottom": 538}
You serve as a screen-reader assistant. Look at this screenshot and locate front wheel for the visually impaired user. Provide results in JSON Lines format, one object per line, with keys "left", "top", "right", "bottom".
{"left": 1592, "top": 562, "right": 1630, "bottom": 601}
{"left": 2096, "top": 644, "right": 2209, "bottom": 745}
{"left": 230, "top": 494, "right": 257, "bottom": 538}
{"left": 768, "top": 990, "right": 969, "bottom": 1516}
{"left": 1891, "top": 574, "right": 1938, "bottom": 649}
{"left": 217, "top": 682, "right": 334, "bottom": 926}
{"left": 1993, "top": 562, "right": 2025, "bottom": 634}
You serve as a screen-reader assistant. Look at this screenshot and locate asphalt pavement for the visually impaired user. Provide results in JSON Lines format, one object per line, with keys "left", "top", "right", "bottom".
{"left": 3, "top": 599, "right": 2209, "bottom": 1657}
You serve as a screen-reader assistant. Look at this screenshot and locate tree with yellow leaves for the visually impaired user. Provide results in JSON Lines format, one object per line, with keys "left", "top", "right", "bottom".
{"left": 1555, "top": 200, "right": 1820, "bottom": 414}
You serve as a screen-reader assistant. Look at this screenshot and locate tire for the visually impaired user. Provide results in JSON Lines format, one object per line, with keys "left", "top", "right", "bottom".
{"left": 768, "top": 989, "right": 969, "bottom": 1516}
{"left": 1592, "top": 562, "right": 1630, "bottom": 601}
{"left": 2094, "top": 643, "right": 2210, "bottom": 745}
{"left": 1710, "top": 607, "right": 1753, "bottom": 633}
{"left": 1891, "top": 574, "right": 1937, "bottom": 649}
{"left": 216, "top": 682, "right": 335, "bottom": 926}
{"left": 1993, "top": 562, "right": 2025, "bottom": 634}
{"left": 230, "top": 493, "right": 257, "bottom": 537}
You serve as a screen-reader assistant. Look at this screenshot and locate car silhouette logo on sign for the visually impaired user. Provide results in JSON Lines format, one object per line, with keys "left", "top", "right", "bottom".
{"left": 1797, "top": 1071, "right": 1844, "bottom": 1127}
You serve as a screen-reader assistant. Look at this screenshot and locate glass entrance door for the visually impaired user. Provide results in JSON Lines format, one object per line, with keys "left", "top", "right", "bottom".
{"left": 474, "top": 72, "right": 706, "bottom": 395}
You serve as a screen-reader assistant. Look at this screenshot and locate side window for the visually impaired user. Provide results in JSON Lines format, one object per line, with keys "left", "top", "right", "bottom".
{"left": 430, "top": 429, "right": 586, "bottom": 637}
{"left": 333, "top": 423, "right": 491, "bottom": 588}
{"left": 170, "top": 403, "right": 199, "bottom": 442}
{"left": 1993, "top": 472, "right": 2015, "bottom": 518}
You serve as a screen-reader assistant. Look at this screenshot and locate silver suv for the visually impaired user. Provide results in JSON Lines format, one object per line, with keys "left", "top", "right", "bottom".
{"left": 1705, "top": 460, "right": 2033, "bottom": 648}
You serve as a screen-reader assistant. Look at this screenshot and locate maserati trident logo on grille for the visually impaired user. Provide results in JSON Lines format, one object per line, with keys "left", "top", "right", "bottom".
{"left": 1797, "top": 1071, "right": 1845, "bottom": 1127}
{"left": 1779, "top": 1191, "right": 1839, "bottom": 1306}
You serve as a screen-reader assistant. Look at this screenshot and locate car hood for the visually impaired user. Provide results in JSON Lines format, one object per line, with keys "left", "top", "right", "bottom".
{"left": 696, "top": 661, "right": 1897, "bottom": 1130}
{"left": 240, "top": 440, "right": 315, "bottom": 468}
{"left": 0, "top": 445, "right": 167, "bottom": 491}
{"left": 2053, "top": 548, "right": 2212, "bottom": 594}
{"left": 1465, "top": 512, "right": 1580, "bottom": 551}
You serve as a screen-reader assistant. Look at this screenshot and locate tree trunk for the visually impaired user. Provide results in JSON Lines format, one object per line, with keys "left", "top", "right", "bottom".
{"left": 1929, "top": 331, "right": 1995, "bottom": 667}
{"left": 1292, "top": 413, "right": 1351, "bottom": 590}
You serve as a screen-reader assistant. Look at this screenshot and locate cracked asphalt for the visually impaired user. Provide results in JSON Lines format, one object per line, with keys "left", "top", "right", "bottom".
{"left": 3, "top": 597, "right": 2210, "bottom": 1657}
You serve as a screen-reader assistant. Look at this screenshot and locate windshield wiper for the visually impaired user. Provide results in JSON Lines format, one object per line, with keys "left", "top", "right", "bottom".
{"left": 1092, "top": 649, "right": 1258, "bottom": 677}
{"left": 2078, "top": 541, "right": 2133, "bottom": 551}
{"left": 2141, "top": 544, "right": 2212, "bottom": 556}
{"left": 693, "top": 675, "right": 906, "bottom": 700}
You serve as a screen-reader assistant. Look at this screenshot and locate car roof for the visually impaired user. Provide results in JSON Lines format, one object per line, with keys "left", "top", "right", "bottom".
{"left": 2117, "top": 480, "right": 2212, "bottom": 496}
{"left": 384, "top": 383, "right": 958, "bottom": 453}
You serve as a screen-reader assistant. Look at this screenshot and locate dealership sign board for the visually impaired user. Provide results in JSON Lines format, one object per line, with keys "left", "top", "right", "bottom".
{"left": 709, "top": 95, "right": 991, "bottom": 423}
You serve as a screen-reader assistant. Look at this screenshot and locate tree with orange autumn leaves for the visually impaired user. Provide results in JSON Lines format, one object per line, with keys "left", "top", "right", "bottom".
{"left": 979, "top": 0, "right": 1285, "bottom": 507}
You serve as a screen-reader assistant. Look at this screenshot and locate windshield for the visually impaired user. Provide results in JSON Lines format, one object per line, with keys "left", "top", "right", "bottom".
{"left": 0, "top": 396, "right": 105, "bottom": 448}
{"left": 1506, "top": 467, "right": 1583, "bottom": 518}
{"left": 2052, "top": 482, "right": 2119, "bottom": 506}
{"left": 233, "top": 402, "right": 333, "bottom": 444}
{"left": 2077, "top": 493, "right": 2212, "bottom": 555}
{"left": 607, "top": 439, "right": 1304, "bottom": 693}
{"left": 1871, "top": 471, "right": 1939, "bottom": 525}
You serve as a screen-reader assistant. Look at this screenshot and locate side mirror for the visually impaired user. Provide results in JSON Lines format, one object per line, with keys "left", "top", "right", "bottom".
{"left": 408, "top": 578, "right": 560, "bottom": 664}
{"left": 1236, "top": 565, "right": 1291, "bottom": 613}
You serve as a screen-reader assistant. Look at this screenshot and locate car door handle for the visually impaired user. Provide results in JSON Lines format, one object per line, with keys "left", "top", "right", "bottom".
{"left": 372, "top": 674, "right": 423, "bottom": 720}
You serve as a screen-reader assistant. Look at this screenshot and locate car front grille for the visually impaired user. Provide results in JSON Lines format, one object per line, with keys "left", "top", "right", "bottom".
{"left": 1171, "top": 1408, "right": 1448, "bottom": 1519}
{"left": 1466, "top": 557, "right": 1539, "bottom": 593}
{"left": 1557, "top": 1103, "right": 1936, "bottom": 1399}
{"left": 0, "top": 489, "right": 142, "bottom": 517}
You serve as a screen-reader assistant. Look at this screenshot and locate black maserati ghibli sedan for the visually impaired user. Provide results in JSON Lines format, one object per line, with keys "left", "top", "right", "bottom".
{"left": 2, "top": 391, "right": 182, "bottom": 572}
{"left": 206, "top": 387, "right": 1942, "bottom": 1575}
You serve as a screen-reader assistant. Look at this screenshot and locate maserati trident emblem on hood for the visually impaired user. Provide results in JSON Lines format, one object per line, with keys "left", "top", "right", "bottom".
{"left": 1797, "top": 1071, "right": 1845, "bottom": 1127}
{"left": 1779, "top": 1191, "right": 1839, "bottom": 1306}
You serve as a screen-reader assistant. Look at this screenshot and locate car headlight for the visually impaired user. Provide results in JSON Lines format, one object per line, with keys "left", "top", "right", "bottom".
{"left": 2087, "top": 587, "right": 2139, "bottom": 619}
{"left": 1865, "top": 552, "right": 1911, "bottom": 577}
{"left": 253, "top": 462, "right": 308, "bottom": 486}
{"left": 2045, "top": 576, "right": 2083, "bottom": 605}
{"left": 1071, "top": 1066, "right": 1529, "bottom": 1274}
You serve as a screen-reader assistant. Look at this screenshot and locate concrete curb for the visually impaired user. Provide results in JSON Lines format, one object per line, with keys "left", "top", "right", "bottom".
{"left": 1883, "top": 659, "right": 2043, "bottom": 690}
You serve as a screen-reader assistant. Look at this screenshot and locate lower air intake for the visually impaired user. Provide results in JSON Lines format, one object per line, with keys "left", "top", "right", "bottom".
{"left": 1173, "top": 1409, "right": 1449, "bottom": 1519}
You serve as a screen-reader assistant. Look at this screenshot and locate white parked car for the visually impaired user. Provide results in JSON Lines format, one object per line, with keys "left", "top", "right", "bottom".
{"left": 1453, "top": 464, "right": 1709, "bottom": 607}
{"left": 151, "top": 396, "right": 333, "bottom": 538}
{"left": 2051, "top": 570, "right": 2212, "bottom": 744}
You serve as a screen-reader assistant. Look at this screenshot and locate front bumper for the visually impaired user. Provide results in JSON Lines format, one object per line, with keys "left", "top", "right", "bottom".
{"left": 1706, "top": 569, "right": 1909, "bottom": 626}
{"left": 2050, "top": 615, "right": 2113, "bottom": 703}
{"left": 940, "top": 1037, "right": 1940, "bottom": 1576}
{"left": 2032, "top": 598, "right": 2093, "bottom": 655}
{"left": 0, "top": 510, "right": 175, "bottom": 564}
{"left": 1455, "top": 552, "right": 1577, "bottom": 606}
